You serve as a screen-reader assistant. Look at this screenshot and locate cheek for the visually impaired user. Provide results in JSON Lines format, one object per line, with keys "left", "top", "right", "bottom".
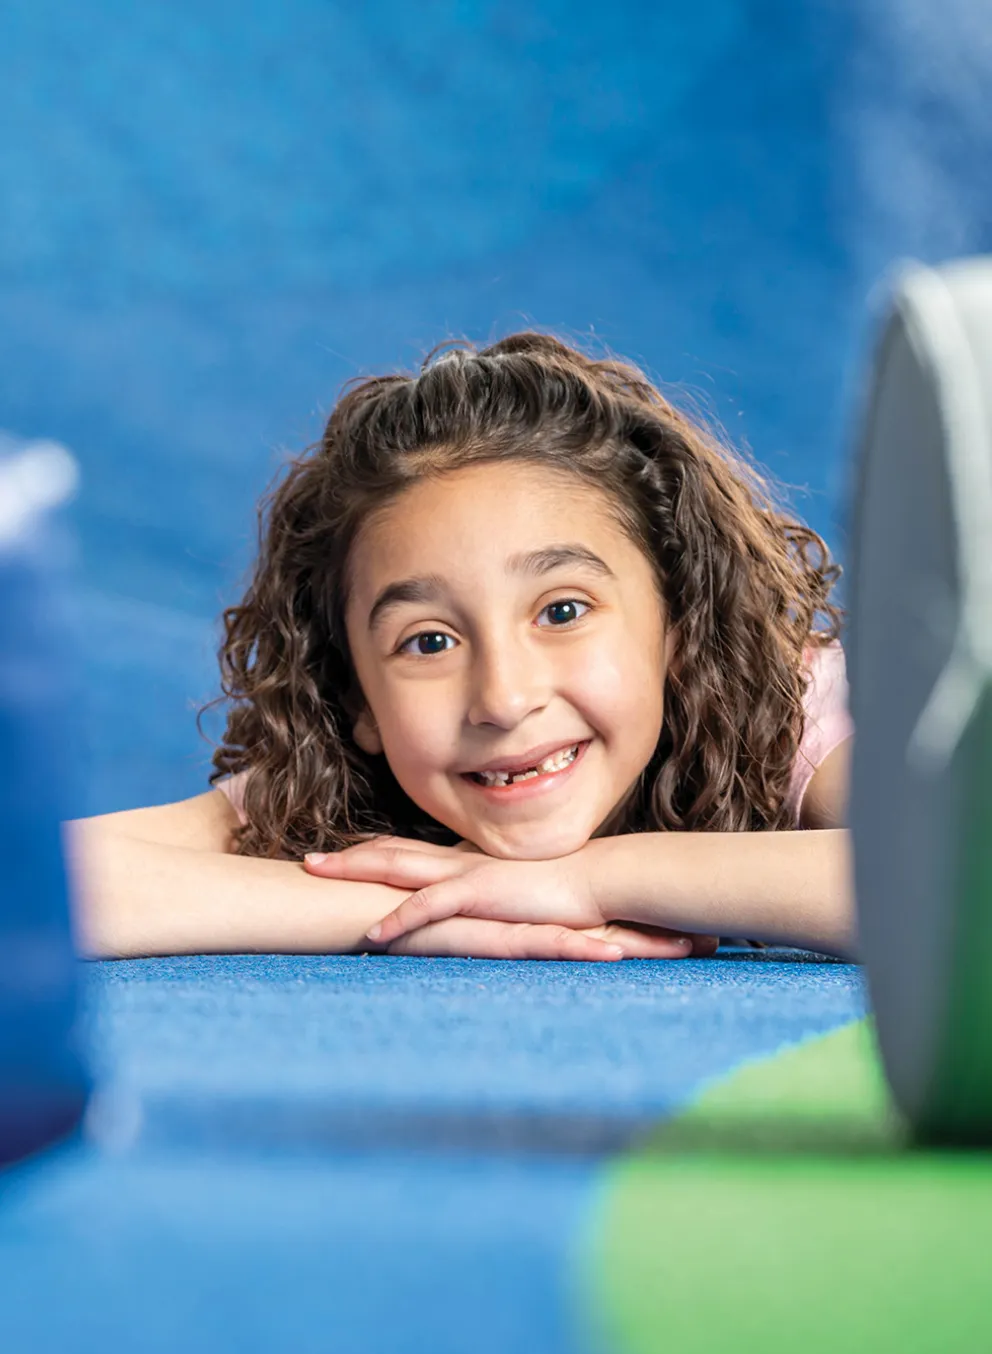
{"left": 380, "top": 692, "right": 457, "bottom": 776}
{"left": 573, "top": 644, "right": 663, "bottom": 733}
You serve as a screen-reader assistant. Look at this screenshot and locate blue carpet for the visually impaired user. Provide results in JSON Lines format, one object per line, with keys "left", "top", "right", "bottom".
{"left": 0, "top": 949, "right": 864, "bottom": 1354}
{"left": 78, "top": 952, "right": 866, "bottom": 1152}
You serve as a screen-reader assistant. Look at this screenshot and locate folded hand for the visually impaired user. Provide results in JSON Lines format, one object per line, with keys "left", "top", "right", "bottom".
{"left": 303, "top": 835, "right": 717, "bottom": 960}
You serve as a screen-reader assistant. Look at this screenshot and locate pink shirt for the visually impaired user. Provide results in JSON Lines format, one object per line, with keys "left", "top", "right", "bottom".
{"left": 217, "top": 639, "right": 852, "bottom": 831}
{"left": 785, "top": 638, "right": 853, "bottom": 825}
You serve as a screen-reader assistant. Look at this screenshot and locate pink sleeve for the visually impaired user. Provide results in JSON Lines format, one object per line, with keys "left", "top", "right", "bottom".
{"left": 215, "top": 770, "right": 249, "bottom": 827}
{"left": 784, "top": 638, "right": 854, "bottom": 828}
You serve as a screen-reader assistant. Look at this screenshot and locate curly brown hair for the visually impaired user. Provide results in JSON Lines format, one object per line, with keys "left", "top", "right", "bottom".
{"left": 199, "top": 331, "right": 844, "bottom": 859}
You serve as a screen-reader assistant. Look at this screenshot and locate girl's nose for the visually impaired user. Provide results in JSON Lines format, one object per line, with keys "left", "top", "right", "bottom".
{"left": 466, "top": 639, "right": 552, "bottom": 729}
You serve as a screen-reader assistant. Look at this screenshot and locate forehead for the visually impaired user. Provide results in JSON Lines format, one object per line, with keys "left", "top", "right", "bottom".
{"left": 351, "top": 462, "right": 625, "bottom": 577}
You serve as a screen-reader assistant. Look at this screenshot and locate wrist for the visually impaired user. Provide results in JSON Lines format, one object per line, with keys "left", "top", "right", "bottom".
{"left": 583, "top": 833, "right": 646, "bottom": 922}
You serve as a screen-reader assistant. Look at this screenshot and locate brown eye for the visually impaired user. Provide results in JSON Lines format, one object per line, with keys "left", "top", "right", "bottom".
{"left": 399, "top": 631, "right": 454, "bottom": 656}
{"left": 539, "top": 599, "right": 589, "bottom": 627}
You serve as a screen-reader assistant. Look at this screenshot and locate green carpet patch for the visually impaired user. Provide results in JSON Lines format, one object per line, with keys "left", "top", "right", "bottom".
{"left": 637, "top": 1017, "right": 909, "bottom": 1154}
{"left": 581, "top": 1019, "right": 992, "bottom": 1354}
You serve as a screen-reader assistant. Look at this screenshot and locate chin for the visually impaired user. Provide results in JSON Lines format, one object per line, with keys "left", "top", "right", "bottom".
{"left": 476, "top": 823, "right": 594, "bottom": 861}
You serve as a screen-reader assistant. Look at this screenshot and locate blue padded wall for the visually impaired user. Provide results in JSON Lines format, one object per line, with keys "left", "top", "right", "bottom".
{"left": 0, "top": 0, "right": 989, "bottom": 817}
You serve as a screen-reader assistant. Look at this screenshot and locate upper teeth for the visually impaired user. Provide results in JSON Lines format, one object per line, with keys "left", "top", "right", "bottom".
{"left": 475, "top": 744, "right": 580, "bottom": 786}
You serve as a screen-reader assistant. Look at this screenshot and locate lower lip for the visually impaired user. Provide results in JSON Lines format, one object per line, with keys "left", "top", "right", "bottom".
{"left": 460, "top": 740, "right": 591, "bottom": 803}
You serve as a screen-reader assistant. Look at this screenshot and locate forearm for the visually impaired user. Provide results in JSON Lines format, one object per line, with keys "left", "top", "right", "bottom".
{"left": 63, "top": 824, "right": 406, "bottom": 960}
{"left": 589, "top": 829, "right": 858, "bottom": 959}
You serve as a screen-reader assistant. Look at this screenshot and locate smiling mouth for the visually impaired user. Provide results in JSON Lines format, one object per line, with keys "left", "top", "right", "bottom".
{"left": 462, "top": 741, "right": 587, "bottom": 787}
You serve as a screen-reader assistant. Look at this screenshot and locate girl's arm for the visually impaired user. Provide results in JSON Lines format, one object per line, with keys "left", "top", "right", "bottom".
{"left": 315, "top": 827, "right": 856, "bottom": 960}
{"left": 593, "top": 728, "right": 855, "bottom": 955}
{"left": 63, "top": 794, "right": 688, "bottom": 962}
{"left": 64, "top": 815, "right": 415, "bottom": 959}
{"left": 585, "top": 827, "right": 857, "bottom": 959}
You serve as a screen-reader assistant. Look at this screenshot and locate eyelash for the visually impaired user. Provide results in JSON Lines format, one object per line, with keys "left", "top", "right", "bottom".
{"left": 396, "top": 598, "right": 593, "bottom": 657}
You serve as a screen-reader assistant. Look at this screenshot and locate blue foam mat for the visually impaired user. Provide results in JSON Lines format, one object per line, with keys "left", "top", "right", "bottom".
{"left": 1, "top": 1145, "right": 596, "bottom": 1354}
{"left": 0, "top": 950, "right": 865, "bottom": 1354}
{"left": 79, "top": 951, "right": 866, "bottom": 1152}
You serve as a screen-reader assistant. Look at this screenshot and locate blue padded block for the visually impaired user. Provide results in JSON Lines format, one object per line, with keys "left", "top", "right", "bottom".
{"left": 0, "top": 498, "right": 89, "bottom": 1165}
{"left": 0, "top": 1142, "right": 597, "bottom": 1354}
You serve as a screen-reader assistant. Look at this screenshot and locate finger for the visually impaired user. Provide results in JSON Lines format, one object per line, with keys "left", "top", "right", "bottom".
{"left": 591, "top": 925, "right": 690, "bottom": 958}
{"left": 361, "top": 835, "right": 485, "bottom": 857}
{"left": 339, "top": 834, "right": 484, "bottom": 857}
{"left": 370, "top": 869, "right": 611, "bottom": 944}
{"left": 367, "top": 880, "right": 472, "bottom": 941}
{"left": 508, "top": 923, "right": 626, "bottom": 962}
{"left": 303, "top": 847, "right": 467, "bottom": 890}
{"left": 368, "top": 874, "right": 537, "bottom": 943}
{"left": 623, "top": 929, "right": 720, "bottom": 959}
{"left": 334, "top": 836, "right": 451, "bottom": 857}
{"left": 372, "top": 836, "right": 466, "bottom": 855}
{"left": 653, "top": 931, "right": 719, "bottom": 958}
{"left": 587, "top": 924, "right": 721, "bottom": 960}
{"left": 590, "top": 925, "right": 694, "bottom": 959}
{"left": 385, "top": 917, "right": 623, "bottom": 962}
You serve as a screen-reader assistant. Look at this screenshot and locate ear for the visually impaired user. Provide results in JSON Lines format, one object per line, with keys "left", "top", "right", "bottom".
{"left": 352, "top": 706, "right": 383, "bottom": 756}
{"left": 341, "top": 671, "right": 383, "bottom": 755}
{"left": 664, "top": 621, "right": 681, "bottom": 680}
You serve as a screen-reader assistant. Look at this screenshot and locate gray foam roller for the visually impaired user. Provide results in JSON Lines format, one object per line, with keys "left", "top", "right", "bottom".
{"left": 847, "top": 256, "right": 992, "bottom": 1145}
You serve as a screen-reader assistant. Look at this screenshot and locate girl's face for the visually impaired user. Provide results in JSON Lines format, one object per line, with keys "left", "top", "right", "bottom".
{"left": 343, "top": 461, "right": 676, "bottom": 859}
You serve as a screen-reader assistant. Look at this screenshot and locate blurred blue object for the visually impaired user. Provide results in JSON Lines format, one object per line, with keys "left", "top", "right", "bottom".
{"left": 0, "top": 437, "right": 90, "bottom": 1168}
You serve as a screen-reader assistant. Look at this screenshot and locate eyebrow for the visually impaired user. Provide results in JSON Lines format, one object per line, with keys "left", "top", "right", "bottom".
{"left": 367, "top": 543, "right": 616, "bottom": 633}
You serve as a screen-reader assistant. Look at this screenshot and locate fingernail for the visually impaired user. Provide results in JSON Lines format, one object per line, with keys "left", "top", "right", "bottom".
{"left": 607, "top": 944, "right": 624, "bottom": 957}
{"left": 305, "top": 853, "right": 327, "bottom": 865}
{"left": 676, "top": 937, "right": 692, "bottom": 950}
{"left": 366, "top": 923, "right": 382, "bottom": 940}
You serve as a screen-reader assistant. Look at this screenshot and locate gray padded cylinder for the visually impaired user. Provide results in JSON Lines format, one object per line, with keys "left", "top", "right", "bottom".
{"left": 847, "top": 257, "right": 992, "bottom": 1144}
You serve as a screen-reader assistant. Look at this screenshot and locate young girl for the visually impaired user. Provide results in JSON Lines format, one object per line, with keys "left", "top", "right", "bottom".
{"left": 67, "top": 333, "right": 855, "bottom": 962}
